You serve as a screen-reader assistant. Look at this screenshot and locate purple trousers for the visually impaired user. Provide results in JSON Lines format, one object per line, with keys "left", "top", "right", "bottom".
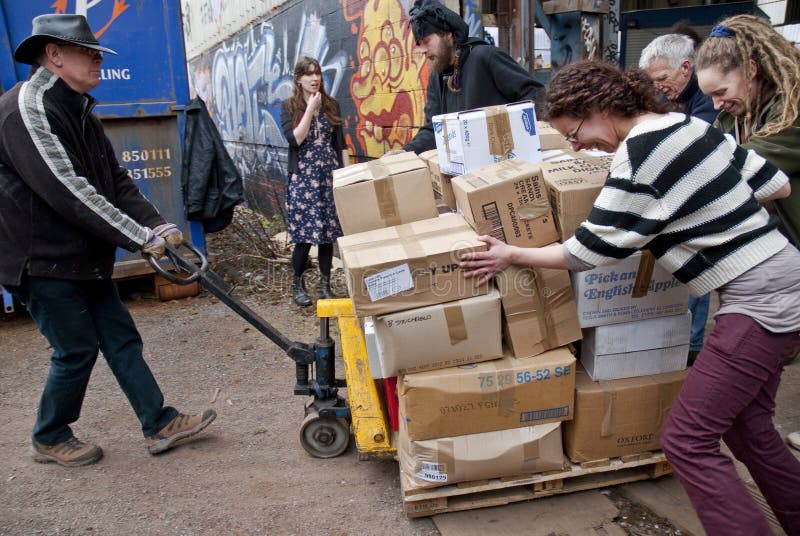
{"left": 661, "top": 313, "right": 800, "bottom": 536}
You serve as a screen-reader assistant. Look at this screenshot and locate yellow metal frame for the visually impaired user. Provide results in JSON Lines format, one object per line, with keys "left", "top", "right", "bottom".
{"left": 317, "top": 298, "right": 396, "bottom": 460}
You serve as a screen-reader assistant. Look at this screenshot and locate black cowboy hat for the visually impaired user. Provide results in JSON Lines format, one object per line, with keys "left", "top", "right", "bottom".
{"left": 14, "top": 14, "right": 117, "bottom": 65}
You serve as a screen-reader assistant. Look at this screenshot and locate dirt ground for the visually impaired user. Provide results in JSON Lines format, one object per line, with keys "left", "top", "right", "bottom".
{"left": 1, "top": 219, "right": 797, "bottom": 535}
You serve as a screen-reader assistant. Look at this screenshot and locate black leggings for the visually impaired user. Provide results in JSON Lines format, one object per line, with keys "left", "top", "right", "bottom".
{"left": 292, "top": 243, "right": 333, "bottom": 278}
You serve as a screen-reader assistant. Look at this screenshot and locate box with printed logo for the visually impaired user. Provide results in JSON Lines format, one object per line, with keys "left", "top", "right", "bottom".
{"left": 433, "top": 101, "right": 543, "bottom": 176}
{"left": 332, "top": 152, "right": 438, "bottom": 235}
{"left": 338, "top": 214, "right": 488, "bottom": 317}
{"left": 398, "top": 422, "right": 565, "bottom": 490}
{"left": 398, "top": 347, "right": 576, "bottom": 441}
{"left": 372, "top": 289, "right": 503, "bottom": 378}
{"left": 452, "top": 159, "right": 559, "bottom": 248}
{"left": 563, "top": 365, "right": 688, "bottom": 463}
{"left": 571, "top": 252, "right": 690, "bottom": 328}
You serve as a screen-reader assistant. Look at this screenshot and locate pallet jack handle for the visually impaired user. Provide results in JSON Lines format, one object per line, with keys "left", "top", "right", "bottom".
{"left": 145, "top": 242, "right": 316, "bottom": 366}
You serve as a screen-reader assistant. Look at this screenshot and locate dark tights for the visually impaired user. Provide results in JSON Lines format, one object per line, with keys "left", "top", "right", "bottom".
{"left": 292, "top": 243, "right": 333, "bottom": 278}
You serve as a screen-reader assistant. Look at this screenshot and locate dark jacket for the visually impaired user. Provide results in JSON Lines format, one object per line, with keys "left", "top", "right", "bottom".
{"left": 182, "top": 97, "right": 244, "bottom": 233}
{"left": 677, "top": 73, "right": 717, "bottom": 125}
{"left": 0, "top": 68, "right": 164, "bottom": 285}
{"left": 280, "top": 98, "right": 346, "bottom": 176}
{"left": 404, "top": 39, "right": 544, "bottom": 154}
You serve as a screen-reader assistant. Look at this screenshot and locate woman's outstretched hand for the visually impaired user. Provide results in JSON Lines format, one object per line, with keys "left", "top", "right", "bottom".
{"left": 460, "top": 235, "right": 514, "bottom": 286}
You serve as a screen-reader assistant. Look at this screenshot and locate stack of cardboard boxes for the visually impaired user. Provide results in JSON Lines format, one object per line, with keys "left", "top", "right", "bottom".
{"left": 333, "top": 102, "right": 692, "bottom": 489}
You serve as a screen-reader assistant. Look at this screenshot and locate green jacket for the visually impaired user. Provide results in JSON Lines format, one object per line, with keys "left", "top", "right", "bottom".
{"left": 715, "top": 95, "right": 800, "bottom": 245}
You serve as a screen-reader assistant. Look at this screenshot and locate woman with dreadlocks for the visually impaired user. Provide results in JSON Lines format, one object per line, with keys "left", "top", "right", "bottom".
{"left": 401, "top": 0, "right": 543, "bottom": 154}
{"left": 696, "top": 14, "right": 800, "bottom": 247}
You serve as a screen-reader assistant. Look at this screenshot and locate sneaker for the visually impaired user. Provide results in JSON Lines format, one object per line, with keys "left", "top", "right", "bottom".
{"left": 31, "top": 437, "right": 103, "bottom": 467}
{"left": 146, "top": 409, "right": 217, "bottom": 455}
{"left": 788, "top": 431, "right": 800, "bottom": 452}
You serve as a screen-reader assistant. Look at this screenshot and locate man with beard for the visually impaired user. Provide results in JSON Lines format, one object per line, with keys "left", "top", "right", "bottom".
{"left": 403, "top": 0, "right": 543, "bottom": 154}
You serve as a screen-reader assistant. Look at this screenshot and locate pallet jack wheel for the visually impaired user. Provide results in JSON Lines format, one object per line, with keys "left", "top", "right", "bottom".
{"left": 299, "top": 410, "right": 350, "bottom": 458}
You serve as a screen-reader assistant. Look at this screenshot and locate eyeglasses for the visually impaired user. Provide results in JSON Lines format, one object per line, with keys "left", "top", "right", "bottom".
{"left": 59, "top": 43, "right": 102, "bottom": 59}
{"left": 565, "top": 117, "right": 585, "bottom": 144}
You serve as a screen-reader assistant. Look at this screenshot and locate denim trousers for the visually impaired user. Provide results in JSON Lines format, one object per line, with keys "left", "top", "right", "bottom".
{"left": 10, "top": 276, "right": 177, "bottom": 444}
{"left": 688, "top": 293, "right": 711, "bottom": 352}
{"left": 661, "top": 313, "right": 800, "bottom": 536}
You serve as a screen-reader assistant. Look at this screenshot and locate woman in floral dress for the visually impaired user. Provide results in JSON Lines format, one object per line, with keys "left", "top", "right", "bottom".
{"left": 280, "top": 57, "right": 349, "bottom": 306}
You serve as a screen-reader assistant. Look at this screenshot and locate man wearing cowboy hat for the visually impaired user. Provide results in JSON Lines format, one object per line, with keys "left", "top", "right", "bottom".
{"left": 402, "top": 0, "right": 543, "bottom": 154}
{"left": 0, "top": 14, "right": 216, "bottom": 467}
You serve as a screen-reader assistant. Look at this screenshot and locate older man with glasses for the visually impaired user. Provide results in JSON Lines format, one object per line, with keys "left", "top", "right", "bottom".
{"left": 0, "top": 14, "right": 216, "bottom": 467}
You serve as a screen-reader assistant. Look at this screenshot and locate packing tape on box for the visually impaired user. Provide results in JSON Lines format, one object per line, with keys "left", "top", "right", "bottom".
{"left": 503, "top": 268, "right": 573, "bottom": 349}
{"left": 364, "top": 160, "right": 402, "bottom": 228}
{"left": 599, "top": 382, "right": 617, "bottom": 438}
{"left": 443, "top": 119, "right": 454, "bottom": 162}
{"left": 484, "top": 105, "right": 514, "bottom": 157}
{"left": 517, "top": 196, "right": 552, "bottom": 221}
{"left": 491, "top": 359, "right": 518, "bottom": 417}
{"left": 436, "top": 439, "right": 455, "bottom": 479}
{"left": 443, "top": 303, "right": 468, "bottom": 345}
{"left": 632, "top": 250, "right": 656, "bottom": 298}
{"left": 656, "top": 380, "right": 674, "bottom": 430}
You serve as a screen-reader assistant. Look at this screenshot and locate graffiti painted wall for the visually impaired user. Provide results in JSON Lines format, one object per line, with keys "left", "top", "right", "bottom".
{"left": 184, "top": 0, "right": 465, "bottom": 218}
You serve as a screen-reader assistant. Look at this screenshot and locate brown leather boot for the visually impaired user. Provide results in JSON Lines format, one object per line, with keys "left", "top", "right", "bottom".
{"left": 31, "top": 436, "right": 103, "bottom": 467}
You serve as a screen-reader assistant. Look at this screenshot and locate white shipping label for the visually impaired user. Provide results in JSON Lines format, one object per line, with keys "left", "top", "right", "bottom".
{"left": 416, "top": 461, "right": 448, "bottom": 482}
{"left": 364, "top": 264, "right": 414, "bottom": 302}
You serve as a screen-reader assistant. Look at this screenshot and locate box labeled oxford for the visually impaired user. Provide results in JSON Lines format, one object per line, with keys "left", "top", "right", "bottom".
{"left": 563, "top": 366, "right": 688, "bottom": 462}
{"left": 398, "top": 347, "right": 576, "bottom": 441}
{"left": 571, "top": 252, "right": 690, "bottom": 328}
{"left": 581, "top": 312, "right": 690, "bottom": 380}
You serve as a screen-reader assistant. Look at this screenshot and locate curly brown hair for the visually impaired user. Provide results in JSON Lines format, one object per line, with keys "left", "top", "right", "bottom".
{"left": 544, "top": 60, "right": 667, "bottom": 121}
{"left": 285, "top": 56, "right": 342, "bottom": 128}
{"left": 695, "top": 14, "right": 800, "bottom": 140}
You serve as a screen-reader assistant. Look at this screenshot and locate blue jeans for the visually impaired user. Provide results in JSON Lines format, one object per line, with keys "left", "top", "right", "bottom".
{"left": 689, "top": 293, "right": 711, "bottom": 352}
{"left": 8, "top": 276, "right": 177, "bottom": 444}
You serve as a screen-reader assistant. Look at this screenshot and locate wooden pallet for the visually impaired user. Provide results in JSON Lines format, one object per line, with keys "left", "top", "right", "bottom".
{"left": 402, "top": 450, "right": 672, "bottom": 518}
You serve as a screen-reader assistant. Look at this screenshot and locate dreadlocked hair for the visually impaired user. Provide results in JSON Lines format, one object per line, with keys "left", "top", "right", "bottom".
{"left": 544, "top": 60, "right": 667, "bottom": 121}
{"left": 696, "top": 14, "right": 800, "bottom": 140}
{"left": 286, "top": 56, "right": 342, "bottom": 128}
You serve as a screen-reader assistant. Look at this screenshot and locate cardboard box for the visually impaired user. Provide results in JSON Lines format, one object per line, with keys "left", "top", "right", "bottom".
{"left": 432, "top": 113, "right": 464, "bottom": 175}
{"left": 572, "top": 252, "right": 690, "bottom": 328}
{"left": 536, "top": 121, "right": 571, "bottom": 151}
{"left": 373, "top": 289, "right": 503, "bottom": 377}
{"left": 433, "top": 101, "right": 543, "bottom": 175}
{"left": 399, "top": 422, "right": 565, "bottom": 490}
{"left": 452, "top": 159, "right": 559, "bottom": 248}
{"left": 581, "top": 312, "right": 690, "bottom": 380}
{"left": 540, "top": 155, "right": 613, "bottom": 240}
{"left": 332, "top": 152, "right": 438, "bottom": 234}
{"left": 338, "top": 215, "right": 488, "bottom": 317}
{"left": 496, "top": 260, "right": 582, "bottom": 359}
{"left": 563, "top": 366, "right": 688, "bottom": 462}
{"left": 398, "top": 347, "right": 576, "bottom": 440}
{"left": 420, "top": 149, "right": 457, "bottom": 211}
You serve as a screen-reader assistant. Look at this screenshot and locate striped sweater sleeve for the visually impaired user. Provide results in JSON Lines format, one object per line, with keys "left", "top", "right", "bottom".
{"left": 726, "top": 135, "right": 788, "bottom": 200}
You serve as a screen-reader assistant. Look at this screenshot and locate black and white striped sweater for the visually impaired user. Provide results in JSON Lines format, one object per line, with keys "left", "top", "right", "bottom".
{"left": 565, "top": 113, "right": 789, "bottom": 296}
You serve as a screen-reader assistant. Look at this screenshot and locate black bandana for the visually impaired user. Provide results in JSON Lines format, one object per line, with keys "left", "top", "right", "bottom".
{"left": 409, "top": 0, "right": 469, "bottom": 46}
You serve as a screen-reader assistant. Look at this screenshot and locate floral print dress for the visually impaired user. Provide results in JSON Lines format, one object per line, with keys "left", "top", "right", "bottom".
{"left": 286, "top": 113, "right": 343, "bottom": 244}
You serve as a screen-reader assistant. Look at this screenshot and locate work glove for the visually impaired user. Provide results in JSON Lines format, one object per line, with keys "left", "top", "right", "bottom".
{"left": 152, "top": 223, "right": 183, "bottom": 247}
{"left": 142, "top": 230, "right": 166, "bottom": 258}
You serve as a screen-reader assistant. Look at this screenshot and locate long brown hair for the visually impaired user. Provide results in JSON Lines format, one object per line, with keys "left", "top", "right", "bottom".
{"left": 544, "top": 60, "right": 667, "bottom": 121}
{"left": 286, "top": 56, "right": 342, "bottom": 127}
{"left": 695, "top": 14, "right": 800, "bottom": 140}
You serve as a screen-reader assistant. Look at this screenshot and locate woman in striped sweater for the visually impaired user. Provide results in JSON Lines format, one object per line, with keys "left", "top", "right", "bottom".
{"left": 461, "top": 60, "right": 800, "bottom": 536}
